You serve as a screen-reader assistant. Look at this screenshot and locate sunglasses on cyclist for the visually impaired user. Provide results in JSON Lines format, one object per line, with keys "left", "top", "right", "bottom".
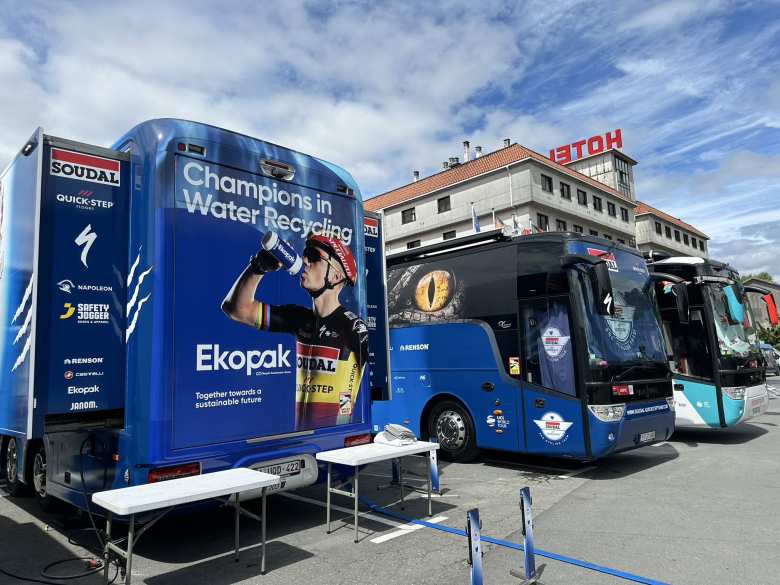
{"left": 303, "top": 245, "right": 342, "bottom": 272}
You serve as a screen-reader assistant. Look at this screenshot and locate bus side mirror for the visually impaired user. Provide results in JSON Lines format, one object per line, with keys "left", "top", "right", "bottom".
{"left": 673, "top": 283, "right": 690, "bottom": 325}
{"left": 763, "top": 293, "right": 779, "bottom": 327}
{"left": 592, "top": 261, "right": 615, "bottom": 316}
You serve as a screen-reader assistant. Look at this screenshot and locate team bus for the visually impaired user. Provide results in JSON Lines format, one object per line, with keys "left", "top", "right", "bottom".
{"left": 647, "top": 255, "right": 774, "bottom": 429}
{"left": 0, "top": 119, "right": 376, "bottom": 509}
{"left": 372, "top": 230, "right": 677, "bottom": 461}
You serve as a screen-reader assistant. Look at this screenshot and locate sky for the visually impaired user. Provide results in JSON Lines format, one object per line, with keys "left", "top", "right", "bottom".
{"left": 1, "top": 0, "right": 779, "bottom": 276}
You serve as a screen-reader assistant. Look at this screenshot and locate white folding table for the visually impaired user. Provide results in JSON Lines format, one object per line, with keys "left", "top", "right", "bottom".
{"left": 315, "top": 441, "right": 439, "bottom": 542}
{"left": 92, "top": 468, "right": 280, "bottom": 584}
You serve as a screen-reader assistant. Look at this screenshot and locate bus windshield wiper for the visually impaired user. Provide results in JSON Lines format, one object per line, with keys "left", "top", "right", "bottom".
{"left": 610, "top": 362, "right": 655, "bottom": 383}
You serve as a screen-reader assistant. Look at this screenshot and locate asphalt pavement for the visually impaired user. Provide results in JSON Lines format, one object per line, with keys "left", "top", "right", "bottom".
{"left": 1, "top": 379, "right": 779, "bottom": 585}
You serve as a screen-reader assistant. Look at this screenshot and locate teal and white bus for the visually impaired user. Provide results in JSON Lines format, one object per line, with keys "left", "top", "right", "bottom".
{"left": 648, "top": 255, "right": 776, "bottom": 428}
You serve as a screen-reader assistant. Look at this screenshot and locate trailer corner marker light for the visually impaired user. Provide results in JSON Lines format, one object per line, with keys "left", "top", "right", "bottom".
{"left": 148, "top": 462, "right": 201, "bottom": 483}
{"left": 112, "top": 453, "right": 120, "bottom": 462}
{"left": 187, "top": 143, "right": 205, "bottom": 155}
{"left": 344, "top": 433, "right": 371, "bottom": 447}
{"left": 177, "top": 142, "right": 186, "bottom": 151}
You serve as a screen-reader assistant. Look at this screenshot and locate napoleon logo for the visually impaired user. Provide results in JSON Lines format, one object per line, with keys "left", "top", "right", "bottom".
{"left": 57, "top": 279, "right": 74, "bottom": 293}
{"left": 50, "top": 148, "right": 120, "bottom": 187}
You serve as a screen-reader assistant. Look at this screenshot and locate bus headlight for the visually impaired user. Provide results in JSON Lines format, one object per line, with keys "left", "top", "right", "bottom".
{"left": 587, "top": 404, "right": 626, "bottom": 422}
{"left": 722, "top": 386, "right": 746, "bottom": 400}
{"left": 666, "top": 397, "right": 675, "bottom": 412}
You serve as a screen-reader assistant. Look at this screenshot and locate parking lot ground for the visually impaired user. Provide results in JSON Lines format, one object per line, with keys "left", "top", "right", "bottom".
{"left": 1, "top": 379, "right": 779, "bottom": 585}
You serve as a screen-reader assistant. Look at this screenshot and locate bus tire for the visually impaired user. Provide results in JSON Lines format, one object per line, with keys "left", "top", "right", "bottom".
{"left": 428, "top": 400, "right": 479, "bottom": 462}
{"left": 2, "top": 437, "right": 28, "bottom": 497}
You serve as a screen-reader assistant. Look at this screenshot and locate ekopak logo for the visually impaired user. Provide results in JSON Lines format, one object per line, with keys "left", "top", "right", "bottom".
{"left": 50, "top": 148, "right": 120, "bottom": 187}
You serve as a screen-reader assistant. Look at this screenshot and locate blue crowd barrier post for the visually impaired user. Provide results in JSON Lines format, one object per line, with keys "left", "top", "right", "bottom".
{"left": 510, "top": 486, "right": 545, "bottom": 584}
{"left": 429, "top": 449, "right": 440, "bottom": 493}
{"left": 467, "top": 508, "right": 484, "bottom": 585}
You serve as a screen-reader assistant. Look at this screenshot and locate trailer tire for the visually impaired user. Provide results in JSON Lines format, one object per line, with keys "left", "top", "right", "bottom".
{"left": 428, "top": 400, "right": 479, "bottom": 462}
{"left": 31, "top": 444, "right": 57, "bottom": 512}
{"left": 2, "top": 437, "right": 28, "bottom": 497}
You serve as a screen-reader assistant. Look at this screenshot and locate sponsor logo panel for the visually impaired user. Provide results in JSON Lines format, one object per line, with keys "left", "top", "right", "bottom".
{"left": 50, "top": 148, "right": 121, "bottom": 187}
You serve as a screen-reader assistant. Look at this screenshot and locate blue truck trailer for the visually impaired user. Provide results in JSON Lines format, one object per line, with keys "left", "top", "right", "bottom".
{"left": 372, "top": 230, "right": 677, "bottom": 461}
{"left": 0, "top": 119, "right": 377, "bottom": 509}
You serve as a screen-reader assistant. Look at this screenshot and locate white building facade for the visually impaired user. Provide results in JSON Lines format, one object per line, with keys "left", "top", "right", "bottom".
{"left": 634, "top": 201, "right": 709, "bottom": 258}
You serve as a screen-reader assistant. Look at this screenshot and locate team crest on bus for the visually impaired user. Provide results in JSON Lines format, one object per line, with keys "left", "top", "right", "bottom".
{"left": 541, "top": 327, "right": 570, "bottom": 360}
{"left": 534, "top": 412, "right": 573, "bottom": 443}
{"left": 586, "top": 248, "right": 618, "bottom": 272}
{"left": 604, "top": 291, "right": 637, "bottom": 349}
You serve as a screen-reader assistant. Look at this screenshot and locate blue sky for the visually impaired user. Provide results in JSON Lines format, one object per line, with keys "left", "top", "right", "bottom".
{"left": 1, "top": 0, "right": 779, "bottom": 275}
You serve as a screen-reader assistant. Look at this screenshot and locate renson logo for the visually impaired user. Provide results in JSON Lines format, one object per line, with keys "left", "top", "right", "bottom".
{"left": 399, "top": 343, "right": 429, "bottom": 351}
{"left": 196, "top": 344, "right": 291, "bottom": 376}
{"left": 50, "top": 148, "right": 120, "bottom": 187}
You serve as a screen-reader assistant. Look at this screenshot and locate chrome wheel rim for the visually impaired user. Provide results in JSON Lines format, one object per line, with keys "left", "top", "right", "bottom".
{"left": 33, "top": 451, "right": 46, "bottom": 497}
{"left": 435, "top": 409, "right": 467, "bottom": 450}
{"left": 6, "top": 439, "right": 18, "bottom": 484}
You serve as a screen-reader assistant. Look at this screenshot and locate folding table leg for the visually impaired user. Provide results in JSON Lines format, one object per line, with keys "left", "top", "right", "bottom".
{"left": 326, "top": 462, "right": 332, "bottom": 534}
{"left": 261, "top": 487, "right": 267, "bottom": 575}
{"left": 353, "top": 468, "right": 359, "bottom": 543}
{"left": 125, "top": 514, "right": 135, "bottom": 585}
{"left": 427, "top": 454, "right": 432, "bottom": 516}
{"left": 103, "top": 512, "right": 112, "bottom": 584}
{"left": 234, "top": 492, "right": 240, "bottom": 562}
{"left": 398, "top": 459, "right": 405, "bottom": 509}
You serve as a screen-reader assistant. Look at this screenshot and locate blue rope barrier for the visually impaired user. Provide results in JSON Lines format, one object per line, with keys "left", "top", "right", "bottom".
{"left": 358, "top": 496, "right": 670, "bottom": 585}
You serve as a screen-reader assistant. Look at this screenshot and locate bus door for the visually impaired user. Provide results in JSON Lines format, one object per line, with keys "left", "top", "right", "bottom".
{"left": 518, "top": 298, "right": 587, "bottom": 457}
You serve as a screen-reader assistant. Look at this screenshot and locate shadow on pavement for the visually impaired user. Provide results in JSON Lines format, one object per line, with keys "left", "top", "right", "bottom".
{"left": 580, "top": 442, "right": 680, "bottom": 480}
{"left": 0, "top": 510, "right": 108, "bottom": 584}
{"left": 669, "top": 423, "right": 768, "bottom": 447}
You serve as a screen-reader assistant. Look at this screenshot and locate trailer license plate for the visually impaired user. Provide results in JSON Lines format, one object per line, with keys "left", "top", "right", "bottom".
{"left": 639, "top": 431, "right": 656, "bottom": 443}
{"left": 259, "top": 460, "right": 301, "bottom": 477}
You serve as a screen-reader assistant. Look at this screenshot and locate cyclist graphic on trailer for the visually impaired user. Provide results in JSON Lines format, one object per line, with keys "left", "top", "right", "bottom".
{"left": 221, "top": 233, "right": 368, "bottom": 430}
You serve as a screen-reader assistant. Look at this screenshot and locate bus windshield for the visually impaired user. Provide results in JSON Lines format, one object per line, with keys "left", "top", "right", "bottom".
{"left": 573, "top": 247, "right": 667, "bottom": 382}
{"left": 706, "top": 283, "right": 761, "bottom": 369}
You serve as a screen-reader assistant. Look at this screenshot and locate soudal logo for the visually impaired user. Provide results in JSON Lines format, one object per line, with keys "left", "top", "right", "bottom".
{"left": 297, "top": 342, "right": 338, "bottom": 374}
{"left": 50, "top": 148, "right": 121, "bottom": 187}
{"left": 587, "top": 248, "right": 619, "bottom": 272}
{"left": 399, "top": 343, "right": 429, "bottom": 351}
{"left": 196, "top": 344, "right": 292, "bottom": 376}
{"left": 364, "top": 217, "right": 379, "bottom": 237}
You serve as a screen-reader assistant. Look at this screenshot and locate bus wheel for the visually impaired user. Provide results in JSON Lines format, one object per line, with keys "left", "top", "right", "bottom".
{"left": 32, "top": 445, "right": 56, "bottom": 511}
{"left": 428, "top": 401, "right": 479, "bottom": 462}
{"left": 3, "top": 437, "right": 27, "bottom": 497}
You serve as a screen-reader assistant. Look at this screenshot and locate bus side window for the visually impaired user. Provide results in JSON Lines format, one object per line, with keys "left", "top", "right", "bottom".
{"left": 519, "top": 299, "right": 577, "bottom": 396}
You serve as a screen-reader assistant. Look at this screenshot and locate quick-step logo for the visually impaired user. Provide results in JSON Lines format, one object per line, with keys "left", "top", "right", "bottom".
{"left": 50, "top": 148, "right": 120, "bottom": 187}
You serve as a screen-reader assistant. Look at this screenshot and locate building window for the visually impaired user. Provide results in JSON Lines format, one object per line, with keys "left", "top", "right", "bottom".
{"left": 443, "top": 230, "right": 456, "bottom": 240}
{"left": 406, "top": 240, "right": 421, "bottom": 249}
{"left": 617, "top": 238, "right": 625, "bottom": 244}
{"left": 683, "top": 233, "right": 689, "bottom": 245}
{"left": 674, "top": 230, "right": 681, "bottom": 242}
{"left": 603, "top": 234, "right": 612, "bottom": 240}
{"left": 401, "top": 208, "right": 416, "bottom": 224}
{"left": 573, "top": 224, "right": 583, "bottom": 233}
{"left": 537, "top": 213, "right": 549, "bottom": 231}
{"left": 699, "top": 240, "right": 705, "bottom": 251}
{"left": 691, "top": 236, "right": 697, "bottom": 248}
{"left": 541, "top": 174, "right": 553, "bottom": 193}
{"left": 620, "top": 207, "right": 629, "bottom": 222}
{"left": 655, "top": 222, "right": 662, "bottom": 235}
{"left": 560, "top": 182, "right": 571, "bottom": 200}
{"left": 629, "top": 237, "right": 636, "bottom": 247}
{"left": 593, "top": 196, "right": 603, "bottom": 212}
{"left": 556, "top": 219, "right": 567, "bottom": 232}
{"left": 589, "top": 229, "right": 599, "bottom": 236}
{"left": 665, "top": 226, "right": 672, "bottom": 238}
{"left": 607, "top": 202, "right": 616, "bottom": 217}
{"left": 577, "top": 189, "right": 587, "bottom": 205}
{"left": 616, "top": 157, "right": 631, "bottom": 196}
{"left": 437, "top": 196, "right": 451, "bottom": 213}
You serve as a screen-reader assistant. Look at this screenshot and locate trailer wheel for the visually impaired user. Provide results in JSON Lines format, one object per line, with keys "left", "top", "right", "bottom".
{"left": 428, "top": 400, "right": 479, "bottom": 462}
{"left": 31, "top": 444, "right": 57, "bottom": 511}
{"left": 3, "top": 437, "right": 27, "bottom": 496}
